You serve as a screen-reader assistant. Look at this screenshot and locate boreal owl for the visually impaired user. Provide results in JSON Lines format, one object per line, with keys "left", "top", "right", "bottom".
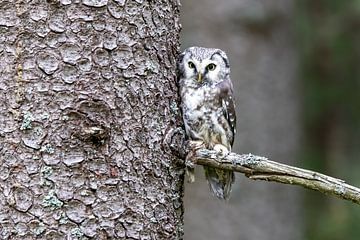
{"left": 178, "top": 46, "right": 236, "bottom": 200}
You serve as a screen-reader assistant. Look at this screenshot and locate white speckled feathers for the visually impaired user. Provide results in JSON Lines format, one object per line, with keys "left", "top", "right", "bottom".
{"left": 178, "top": 47, "right": 236, "bottom": 199}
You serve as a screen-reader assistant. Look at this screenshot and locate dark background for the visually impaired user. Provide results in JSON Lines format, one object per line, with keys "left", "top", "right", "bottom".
{"left": 181, "top": 1, "right": 360, "bottom": 239}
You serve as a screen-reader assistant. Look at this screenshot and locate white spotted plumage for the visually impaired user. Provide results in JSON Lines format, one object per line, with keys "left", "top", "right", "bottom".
{"left": 178, "top": 46, "right": 237, "bottom": 200}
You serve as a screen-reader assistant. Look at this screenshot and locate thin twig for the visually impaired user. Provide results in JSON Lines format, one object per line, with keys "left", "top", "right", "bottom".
{"left": 194, "top": 149, "right": 360, "bottom": 205}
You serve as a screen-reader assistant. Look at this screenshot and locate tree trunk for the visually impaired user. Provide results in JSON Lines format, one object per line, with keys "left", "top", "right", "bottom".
{"left": 0, "top": 1, "right": 183, "bottom": 239}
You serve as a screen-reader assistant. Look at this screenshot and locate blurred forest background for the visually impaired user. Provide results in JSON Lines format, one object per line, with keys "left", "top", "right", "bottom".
{"left": 181, "top": 0, "right": 360, "bottom": 240}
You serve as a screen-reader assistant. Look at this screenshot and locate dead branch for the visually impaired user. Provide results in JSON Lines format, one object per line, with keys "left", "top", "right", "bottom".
{"left": 193, "top": 149, "right": 360, "bottom": 205}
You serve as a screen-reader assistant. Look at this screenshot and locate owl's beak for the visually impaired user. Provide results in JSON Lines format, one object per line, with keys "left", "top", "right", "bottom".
{"left": 197, "top": 73, "right": 203, "bottom": 83}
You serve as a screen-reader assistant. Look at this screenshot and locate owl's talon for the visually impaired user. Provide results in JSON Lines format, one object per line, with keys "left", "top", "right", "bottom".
{"left": 214, "top": 144, "right": 229, "bottom": 158}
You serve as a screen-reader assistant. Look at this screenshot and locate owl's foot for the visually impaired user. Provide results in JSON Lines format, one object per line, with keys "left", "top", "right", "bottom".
{"left": 214, "top": 144, "right": 229, "bottom": 158}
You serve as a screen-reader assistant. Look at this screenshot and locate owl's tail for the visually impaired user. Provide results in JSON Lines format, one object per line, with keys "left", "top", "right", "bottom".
{"left": 204, "top": 166, "right": 235, "bottom": 200}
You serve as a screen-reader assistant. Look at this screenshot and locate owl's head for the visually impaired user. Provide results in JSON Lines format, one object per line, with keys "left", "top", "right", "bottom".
{"left": 178, "top": 46, "right": 230, "bottom": 86}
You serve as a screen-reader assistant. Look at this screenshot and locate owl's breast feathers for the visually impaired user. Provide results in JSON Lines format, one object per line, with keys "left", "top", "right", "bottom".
{"left": 181, "top": 79, "right": 236, "bottom": 149}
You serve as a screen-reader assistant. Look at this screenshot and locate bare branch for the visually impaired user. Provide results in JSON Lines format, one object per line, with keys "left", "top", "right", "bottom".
{"left": 193, "top": 149, "right": 360, "bottom": 205}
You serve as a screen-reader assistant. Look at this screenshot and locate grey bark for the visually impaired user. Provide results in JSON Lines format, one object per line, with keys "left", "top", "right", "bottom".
{"left": 0, "top": 1, "right": 183, "bottom": 239}
{"left": 181, "top": 1, "right": 303, "bottom": 240}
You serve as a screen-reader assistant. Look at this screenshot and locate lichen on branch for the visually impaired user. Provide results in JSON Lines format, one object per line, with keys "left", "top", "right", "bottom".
{"left": 193, "top": 149, "right": 360, "bottom": 205}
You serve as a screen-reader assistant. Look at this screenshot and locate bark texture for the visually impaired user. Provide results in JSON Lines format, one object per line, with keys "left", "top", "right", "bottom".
{"left": 0, "top": 1, "right": 183, "bottom": 239}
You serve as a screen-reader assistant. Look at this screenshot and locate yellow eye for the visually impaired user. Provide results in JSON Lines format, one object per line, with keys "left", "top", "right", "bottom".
{"left": 207, "top": 63, "right": 216, "bottom": 71}
{"left": 188, "top": 61, "right": 195, "bottom": 69}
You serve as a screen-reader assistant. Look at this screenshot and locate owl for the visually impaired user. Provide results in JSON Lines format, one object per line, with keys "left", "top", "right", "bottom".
{"left": 178, "top": 46, "right": 236, "bottom": 200}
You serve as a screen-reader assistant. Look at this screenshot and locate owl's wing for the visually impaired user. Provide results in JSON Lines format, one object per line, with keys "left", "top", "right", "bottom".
{"left": 218, "top": 78, "right": 237, "bottom": 147}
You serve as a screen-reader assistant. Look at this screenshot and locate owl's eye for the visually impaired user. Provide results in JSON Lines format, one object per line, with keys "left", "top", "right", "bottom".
{"left": 188, "top": 61, "right": 195, "bottom": 69}
{"left": 206, "top": 63, "right": 217, "bottom": 71}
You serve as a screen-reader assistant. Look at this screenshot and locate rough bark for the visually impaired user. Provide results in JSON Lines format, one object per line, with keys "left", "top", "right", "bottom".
{"left": 0, "top": 1, "right": 183, "bottom": 239}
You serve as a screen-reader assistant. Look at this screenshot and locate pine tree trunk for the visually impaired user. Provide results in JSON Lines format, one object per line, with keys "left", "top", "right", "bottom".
{"left": 0, "top": 1, "right": 183, "bottom": 239}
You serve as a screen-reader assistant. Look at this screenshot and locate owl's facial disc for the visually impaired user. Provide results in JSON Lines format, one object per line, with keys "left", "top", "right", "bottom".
{"left": 183, "top": 51, "right": 222, "bottom": 85}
